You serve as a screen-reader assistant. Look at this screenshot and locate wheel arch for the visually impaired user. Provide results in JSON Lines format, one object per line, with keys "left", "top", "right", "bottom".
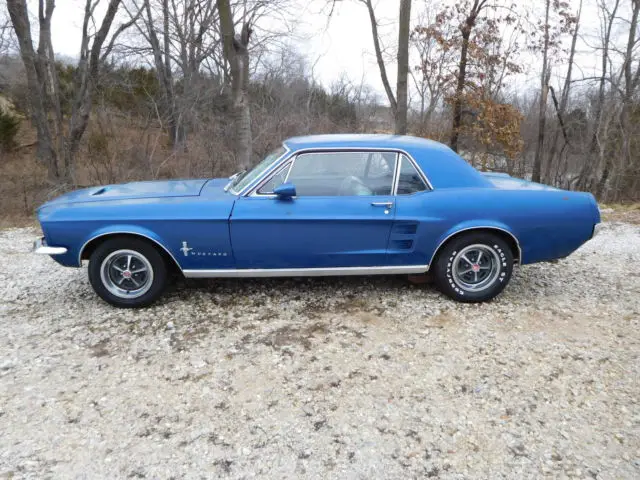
{"left": 79, "top": 230, "right": 182, "bottom": 274}
{"left": 429, "top": 226, "right": 522, "bottom": 267}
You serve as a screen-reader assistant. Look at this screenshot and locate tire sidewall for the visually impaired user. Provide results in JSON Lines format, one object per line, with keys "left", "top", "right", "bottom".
{"left": 435, "top": 233, "right": 513, "bottom": 303}
{"left": 88, "top": 237, "right": 168, "bottom": 308}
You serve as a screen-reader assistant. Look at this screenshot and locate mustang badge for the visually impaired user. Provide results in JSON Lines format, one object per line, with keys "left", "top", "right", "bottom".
{"left": 180, "top": 241, "right": 193, "bottom": 257}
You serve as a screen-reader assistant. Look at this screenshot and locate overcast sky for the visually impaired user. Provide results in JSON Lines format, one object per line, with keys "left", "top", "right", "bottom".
{"left": 46, "top": 0, "right": 401, "bottom": 92}
{"left": 41, "top": 0, "right": 620, "bottom": 104}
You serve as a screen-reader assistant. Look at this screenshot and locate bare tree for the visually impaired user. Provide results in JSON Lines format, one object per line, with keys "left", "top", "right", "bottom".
{"left": 411, "top": 5, "right": 461, "bottom": 134}
{"left": 576, "top": 0, "right": 620, "bottom": 192}
{"left": 7, "top": 0, "right": 129, "bottom": 184}
{"left": 217, "top": 0, "right": 252, "bottom": 167}
{"left": 133, "top": 0, "right": 183, "bottom": 148}
{"left": 543, "top": 0, "right": 583, "bottom": 184}
{"left": 359, "top": 0, "right": 411, "bottom": 135}
{"left": 127, "top": 0, "right": 219, "bottom": 150}
{"left": 0, "top": 11, "right": 13, "bottom": 56}
{"left": 597, "top": 0, "right": 640, "bottom": 198}
{"left": 532, "top": 0, "right": 551, "bottom": 183}
{"left": 395, "top": 0, "right": 411, "bottom": 134}
{"left": 449, "top": 0, "right": 489, "bottom": 153}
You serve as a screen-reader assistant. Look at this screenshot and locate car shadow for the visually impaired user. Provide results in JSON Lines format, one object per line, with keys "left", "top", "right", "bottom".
{"left": 174, "top": 274, "right": 431, "bottom": 295}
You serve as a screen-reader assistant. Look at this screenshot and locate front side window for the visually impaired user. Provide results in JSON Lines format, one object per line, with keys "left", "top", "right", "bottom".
{"left": 396, "top": 154, "right": 428, "bottom": 195}
{"left": 229, "top": 146, "right": 286, "bottom": 194}
{"left": 257, "top": 163, "right": 291, "bottom": 194}
{"left": 259, "top": 151, "right": 397, "bottom": 196}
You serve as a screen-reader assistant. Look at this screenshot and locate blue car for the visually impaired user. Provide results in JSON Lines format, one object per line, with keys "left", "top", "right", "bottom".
{"left": 33, "top": 134, "right": 601, "bottom": 308}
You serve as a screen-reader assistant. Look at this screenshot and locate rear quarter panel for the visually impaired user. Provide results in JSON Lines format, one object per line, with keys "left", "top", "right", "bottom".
{"left": 393, "top": 188, "right": 599, "bottom": 266}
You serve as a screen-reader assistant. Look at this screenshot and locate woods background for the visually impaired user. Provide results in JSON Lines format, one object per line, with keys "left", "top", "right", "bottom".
{"left": 0, "top": 0, "right": 639, "bottom": 223}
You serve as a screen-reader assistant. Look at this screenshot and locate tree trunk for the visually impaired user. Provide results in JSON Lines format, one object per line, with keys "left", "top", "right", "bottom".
{"left": 362, "top": 0, "right": 397, "bottom": 117}
{"left": 233, "top": 29, "right": 252, "bottom": 169}
{"left": 7, "top": 0, "right": 59, "bottom": 182}
{"left": 142, "top": 0, "right": 183, "bottom": 151}
{"left": 578, "top": 0, "right": 619, "bottom": 192}
{"left": 395, "top": 0, "right": 411, "bottom": 135}
{"left": 532, "top": 0, "right": 551, "bottom": 183}
{"left": 217, "top": 0, "right": 253, "bottom": 167}
{"left": 450, "top": 0, "right": 486, "bottom": 152}
{"left": 596, "top": 0, "right": 639, "bottom": 200}
{"left": 449, "top": 28, "right": 471, "bottom": 153}
{"left": 9, "top": 0, "right": 124, "bottom": 185}
{"left": 544, "top": 0, "right": 581, "bottom": 185}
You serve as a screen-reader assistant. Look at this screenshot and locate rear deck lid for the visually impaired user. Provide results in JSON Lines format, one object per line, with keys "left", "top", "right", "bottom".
{"left": 482, "top": 172, "right": 559, "bottom": 190}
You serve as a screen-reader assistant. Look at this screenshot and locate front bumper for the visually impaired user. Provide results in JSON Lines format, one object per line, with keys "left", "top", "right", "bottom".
{"left": 33, "top": 237, "right": 68, "bottom": 255}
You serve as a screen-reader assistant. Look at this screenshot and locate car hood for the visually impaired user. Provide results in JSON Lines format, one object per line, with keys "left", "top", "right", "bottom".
{"left": 40, "top": 179, "right": 210, "bottom": 208}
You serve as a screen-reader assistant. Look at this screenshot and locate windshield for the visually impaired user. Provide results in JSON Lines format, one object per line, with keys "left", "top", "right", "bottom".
{"left": 228, "top": 146, "right": 287, "bottom": 194}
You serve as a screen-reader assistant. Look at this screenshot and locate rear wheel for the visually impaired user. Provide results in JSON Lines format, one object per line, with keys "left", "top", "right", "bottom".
{"left": 433, "top": 232, "right": 513, "bottom": 303}
{"left": 88, "top": 237, "right": 168, "bottom": 308}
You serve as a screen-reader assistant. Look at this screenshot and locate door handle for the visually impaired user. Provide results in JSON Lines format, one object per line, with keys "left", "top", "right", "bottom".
{"left": 371, "top": 201, "right": 393, "bottom": 208}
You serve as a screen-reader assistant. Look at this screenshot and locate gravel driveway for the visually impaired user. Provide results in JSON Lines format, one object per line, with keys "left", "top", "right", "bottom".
{"left": 1, "top": 223, "right": 639, "bottom": 479}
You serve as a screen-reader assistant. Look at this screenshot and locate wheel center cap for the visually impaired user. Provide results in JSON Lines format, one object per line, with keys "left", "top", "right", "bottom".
{"left": 471, "top": 264, "right": 480, "bottom": 273}
{"left": 122, "top": 270, "right": 132, "bottom": 279}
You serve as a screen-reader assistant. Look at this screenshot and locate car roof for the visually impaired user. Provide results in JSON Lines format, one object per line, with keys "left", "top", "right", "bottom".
{"left": 282, "top": 134, "right": 494, "bottom": 190}
{"left": 283, "top": 134, "right": 452, "bottom": 153}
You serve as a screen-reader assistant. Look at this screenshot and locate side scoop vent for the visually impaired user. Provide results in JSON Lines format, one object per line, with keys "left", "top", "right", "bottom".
{"left": 92, "top": 187, "right": 108, "bottom": 196}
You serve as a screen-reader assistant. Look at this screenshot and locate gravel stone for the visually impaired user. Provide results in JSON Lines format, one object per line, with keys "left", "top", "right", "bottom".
{"left": 0, "top": 223, "right": 639, "bottom": 479}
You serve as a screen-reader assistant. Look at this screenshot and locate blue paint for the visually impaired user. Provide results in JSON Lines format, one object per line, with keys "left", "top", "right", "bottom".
{"left": 36, "top": 135, "right": 600, "bottom": 272}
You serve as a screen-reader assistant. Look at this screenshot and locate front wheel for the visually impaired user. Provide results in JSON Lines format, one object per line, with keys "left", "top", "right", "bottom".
{"left": 88, "top": 237, "right": 168, "bottom": 308}
{"left": 432, "top": 232, "right": 513, "bottom": 303}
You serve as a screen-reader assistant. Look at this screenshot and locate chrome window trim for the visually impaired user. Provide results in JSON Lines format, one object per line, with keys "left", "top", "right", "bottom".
{"left": 233, "top": 144, "right": 291, "bottom": 196}
{"left": 252, "top": 161, "right": 294, "bottom": 197}
{"left": 391, "top": 152, "right": 402, "bottom": 195}
{"left": 78, "top": 231, "right": 181, "bottom": 268}
{"left": 428, "top": 226, "right": 522, "bottom": 266}
{"left": 245, "top": 147, "right": 425, "bottom": 197}
{"left": 394, "top": 153, "right": 432, "bottom": 195}
{"left": 183, "top": 264, "right": 429, "bottom": 278}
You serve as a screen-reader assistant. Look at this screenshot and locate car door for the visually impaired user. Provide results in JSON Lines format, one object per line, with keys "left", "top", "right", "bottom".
{"left": 229, "top": 150, "right": 398, "bottom": 269}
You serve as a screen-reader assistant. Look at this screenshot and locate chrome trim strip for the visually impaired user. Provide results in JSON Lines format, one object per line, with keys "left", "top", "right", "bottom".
{"left": 428, "top": 226, "right": 522, "bottom": 266}
{"left": 395, "top": 153, "right": 433, "bottom": 193}
{"left": 243, "top": 146, "right": 434, "bottom": 197}
{"left": 391, "top": 152, "right": 402, "bottom": 195}
{"left": 250, "top": 160, "right": 294, "bottom": 197}
{"left": 234, "top": 144, "right": 291, "bottom": 196}
{"left": 183, "top": 265, "right": 429, "bottom": 278}
{"left": 78, "top": 231, "right": 181, "bottom": 268}
{"left": 33, "top": 237, "right": 68, "bottom": 255}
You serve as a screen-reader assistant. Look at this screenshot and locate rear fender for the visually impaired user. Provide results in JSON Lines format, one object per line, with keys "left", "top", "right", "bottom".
{"left": 429, "top": 220, "right": 521, "bottom": 266}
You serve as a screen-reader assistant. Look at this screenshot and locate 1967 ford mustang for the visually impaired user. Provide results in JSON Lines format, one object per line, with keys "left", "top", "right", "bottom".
{"left": 33, "top": 134, "right": 601, "bottom": 308}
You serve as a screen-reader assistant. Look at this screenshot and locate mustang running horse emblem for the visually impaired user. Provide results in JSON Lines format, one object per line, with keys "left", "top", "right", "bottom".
{"left": 180, "top": 241, "right": 193, "bottom": 257}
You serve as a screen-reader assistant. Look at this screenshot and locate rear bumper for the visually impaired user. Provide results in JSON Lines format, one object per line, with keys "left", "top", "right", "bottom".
{"left": 33, "top": 237, "right": 68, "bottom": 255}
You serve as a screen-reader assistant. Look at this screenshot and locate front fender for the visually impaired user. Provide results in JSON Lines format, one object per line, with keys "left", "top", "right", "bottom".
{"left": 76, "top": 224, "right": 180, "bottom": 268}
{"left": 428, "top": 220, "right": 521, "bottom": 266}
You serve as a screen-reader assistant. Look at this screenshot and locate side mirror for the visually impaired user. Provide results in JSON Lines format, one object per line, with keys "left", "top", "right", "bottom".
{"left": 273, "top": 183, "right": 296, "bottom": 199}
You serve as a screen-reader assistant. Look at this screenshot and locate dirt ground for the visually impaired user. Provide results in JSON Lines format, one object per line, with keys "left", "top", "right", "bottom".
{"left": 0, "top": 221, "right": 639, "bottom": 479}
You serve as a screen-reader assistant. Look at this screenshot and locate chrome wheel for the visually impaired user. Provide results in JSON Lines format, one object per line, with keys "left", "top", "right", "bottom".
{"left": 451, "top": 244, "right": 500, "bottom": 292}
{"left": 99, "top": 249, "right": 154, "bottom": 299}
